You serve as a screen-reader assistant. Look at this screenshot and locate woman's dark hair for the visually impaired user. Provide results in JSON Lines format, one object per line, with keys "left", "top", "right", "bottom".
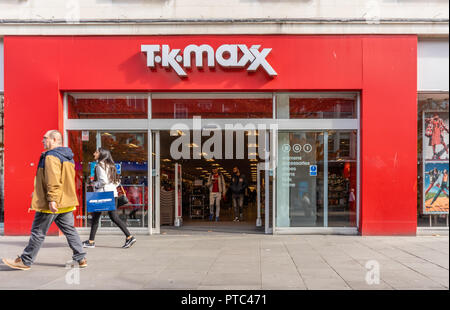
{"left": 97, "top": 148, "right": 120, "bottom": 184}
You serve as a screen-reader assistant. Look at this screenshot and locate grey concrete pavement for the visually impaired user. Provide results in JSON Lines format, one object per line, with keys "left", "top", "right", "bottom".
{"left": 0, "top": 231, "right": 448, "bottom": 290}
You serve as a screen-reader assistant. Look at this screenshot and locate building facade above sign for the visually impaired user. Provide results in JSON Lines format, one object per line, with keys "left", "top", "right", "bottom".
{"left": 141, "top": 44, "right": 277, "bottom": 77}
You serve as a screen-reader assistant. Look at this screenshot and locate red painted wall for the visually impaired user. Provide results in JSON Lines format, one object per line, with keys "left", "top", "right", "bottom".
{"left": 3, "top": 35, "right": 417, "bottom": 235}
{"left": 360, "top": 37, "right": 418, "bottom": 235}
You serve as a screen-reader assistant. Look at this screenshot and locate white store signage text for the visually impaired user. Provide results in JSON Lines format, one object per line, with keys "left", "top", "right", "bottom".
{"left": 141, "top": 44, "right": 277, "bottom": 77}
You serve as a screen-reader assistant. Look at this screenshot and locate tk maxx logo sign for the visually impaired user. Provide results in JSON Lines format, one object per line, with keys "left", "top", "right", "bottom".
{"left": 141, "top": 44, "right": 277, "bottom": 77}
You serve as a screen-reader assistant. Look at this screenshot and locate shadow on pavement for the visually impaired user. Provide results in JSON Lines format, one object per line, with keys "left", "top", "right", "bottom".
{"left": 0, "top": 264, "right": 20, "bottom": 271}
{"left": 33, "top": 262, "right": 66, "bottom": 268}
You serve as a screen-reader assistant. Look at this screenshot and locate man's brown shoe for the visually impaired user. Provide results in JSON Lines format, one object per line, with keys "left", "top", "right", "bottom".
{"left": 77, "top": 258, "right": 87, "bottom": 268}
{"left": 2, "top": 256, "right": 31, "bottom": 270}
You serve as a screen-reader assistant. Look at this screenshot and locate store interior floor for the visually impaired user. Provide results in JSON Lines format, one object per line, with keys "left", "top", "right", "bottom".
{"left": 163, "top": 202, "right": 265, "bottom": 234}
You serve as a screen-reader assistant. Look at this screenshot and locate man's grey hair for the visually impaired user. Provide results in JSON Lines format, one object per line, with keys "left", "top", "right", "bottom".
{"left": 46, "top": 130, "right": 63, "bottom": 146}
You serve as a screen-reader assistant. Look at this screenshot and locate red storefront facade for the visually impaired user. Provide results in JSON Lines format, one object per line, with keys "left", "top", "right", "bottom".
{"left": 3, "top": 35, "right": 417, "bottom": 235}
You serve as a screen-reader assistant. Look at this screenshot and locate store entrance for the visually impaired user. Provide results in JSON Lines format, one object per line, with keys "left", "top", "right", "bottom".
{"left": 158, "top": 130, "right": 267, "bottom": 233}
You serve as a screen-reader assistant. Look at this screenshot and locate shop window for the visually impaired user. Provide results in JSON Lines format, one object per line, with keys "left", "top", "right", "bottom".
{"left": 277, "top": 131, "right": 325, "bottom": 227}
{"left": 417, "top": 95, "right": 449, "bottom": 227}
{"left": 277, "top": 94, "right": 357, "bottom": 119}
{"left": 151, "top": 97, "right": 273, "bottom": 119}
{"left": 68, "top": 94, "right": 148, "bottom": 119}
{"left": 68, "top": 130, "right": 149, "bottom": 228}
{"left": 276, "top": 130, "right": 357, "bottom": 228}
{"left": 327, "top": 131, "right": 358, "bottom": 227}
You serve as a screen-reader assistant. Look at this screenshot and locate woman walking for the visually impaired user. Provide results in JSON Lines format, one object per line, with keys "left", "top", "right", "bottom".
{"left": 82, "top": 148, "right": 136, "bottom": 249}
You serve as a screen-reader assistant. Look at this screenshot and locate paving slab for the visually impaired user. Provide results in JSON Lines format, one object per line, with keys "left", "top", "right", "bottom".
{"left": 0, "top": 234, "right": 448, "bottom": 290}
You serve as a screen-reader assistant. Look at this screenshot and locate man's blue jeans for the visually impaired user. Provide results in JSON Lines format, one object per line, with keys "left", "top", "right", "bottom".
{"left": 21, "top": 211, "right": 86, "bottom": 266}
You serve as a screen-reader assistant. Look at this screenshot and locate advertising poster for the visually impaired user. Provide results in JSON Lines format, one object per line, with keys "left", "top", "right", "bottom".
{"left": 423, "top": 111, "right": 449, "bottom": 161}
{"left": 423, "top": 162, "right": 449, "bottom": 214}
{"left": 422, "top": 111, "right": 449, "bottom": 215}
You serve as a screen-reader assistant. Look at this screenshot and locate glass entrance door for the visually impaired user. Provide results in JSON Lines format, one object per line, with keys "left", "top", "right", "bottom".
{"left": 276, "top": 130, "right": 357, "bottom": 229}
{"left": 277, "top": 131, "right": 325, "bottom": 227}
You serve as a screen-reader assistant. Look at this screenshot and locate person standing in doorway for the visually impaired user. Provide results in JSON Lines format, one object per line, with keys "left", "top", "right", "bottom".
{"left": 2, "top": 130, "right": 87, "bottom": 270}
{"left": 82, "top": 148, "right": 136, "bottom": 249}
{"left": 206, "top": 168, "right": 226, "bottom": 222}
{"left": 229, "top": 166, "right": 248, "bottom": 222}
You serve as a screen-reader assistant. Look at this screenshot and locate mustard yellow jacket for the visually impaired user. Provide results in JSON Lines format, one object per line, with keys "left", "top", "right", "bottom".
{"left": 31, "top": 147, "right": 79, "bottom": 212}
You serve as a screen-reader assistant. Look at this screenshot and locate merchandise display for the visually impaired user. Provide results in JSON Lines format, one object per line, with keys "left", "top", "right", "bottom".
{"left": 328, "top": 174, "right": 349, "bottom": 209}
{"left": 160, "top": 187, "right": 175, "bottom": 225}
{"left": 190, "top": 194, "right": 205, "bottom": 219}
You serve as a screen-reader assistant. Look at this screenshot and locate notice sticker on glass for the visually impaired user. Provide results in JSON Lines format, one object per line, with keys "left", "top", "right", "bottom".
{"left": 82, "top": 131, "right": 89, "bottom": 141}
{"left": 309, "top": 165, "right": 317, "bottom": 176}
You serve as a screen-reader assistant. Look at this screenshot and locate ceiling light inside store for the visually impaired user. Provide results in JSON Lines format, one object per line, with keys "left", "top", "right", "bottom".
{"left": 170, "top": 130, "right": 186, "bottom": 137}
{"left": 246, "top": 131, "right": 259, "bottom": 136}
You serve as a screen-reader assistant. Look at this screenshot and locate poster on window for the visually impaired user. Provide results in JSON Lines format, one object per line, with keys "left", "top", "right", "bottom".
{"left": 423, "top": 162, "right": 449, "bottom": 214}
{"left": 423, "top": 111, "right": 449, "bottom": 161}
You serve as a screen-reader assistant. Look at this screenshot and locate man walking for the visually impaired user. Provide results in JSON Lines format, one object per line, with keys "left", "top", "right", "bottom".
{"left": 2, "top": 130, "right": 87, "bottom": 270}
{"left": 206, "top": 168, "right": 226, "bottom": 222}
{"left": 229, "top": 166, "right": 248, "bottom": 222}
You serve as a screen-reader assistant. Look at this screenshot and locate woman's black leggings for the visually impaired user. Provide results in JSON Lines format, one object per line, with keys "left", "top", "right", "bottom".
{"left": 89, "top": 198, "right": 131, "bottom": 241}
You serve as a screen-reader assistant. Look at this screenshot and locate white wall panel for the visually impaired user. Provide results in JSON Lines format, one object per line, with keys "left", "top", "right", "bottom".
{"left": 0, "top": 0, "right": 448, "bottom": 21}
{"left": 418, "top": 39, "right": 449, "bottom": 92}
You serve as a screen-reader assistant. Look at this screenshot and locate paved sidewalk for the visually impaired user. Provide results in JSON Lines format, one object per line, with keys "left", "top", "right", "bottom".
{"left": 0, "top": 232, "right": 448, "bottom": 290}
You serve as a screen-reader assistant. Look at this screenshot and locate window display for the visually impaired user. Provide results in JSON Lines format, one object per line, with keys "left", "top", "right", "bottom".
{"left": 418, "top": 97, "right": 449, "bottom": 227}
